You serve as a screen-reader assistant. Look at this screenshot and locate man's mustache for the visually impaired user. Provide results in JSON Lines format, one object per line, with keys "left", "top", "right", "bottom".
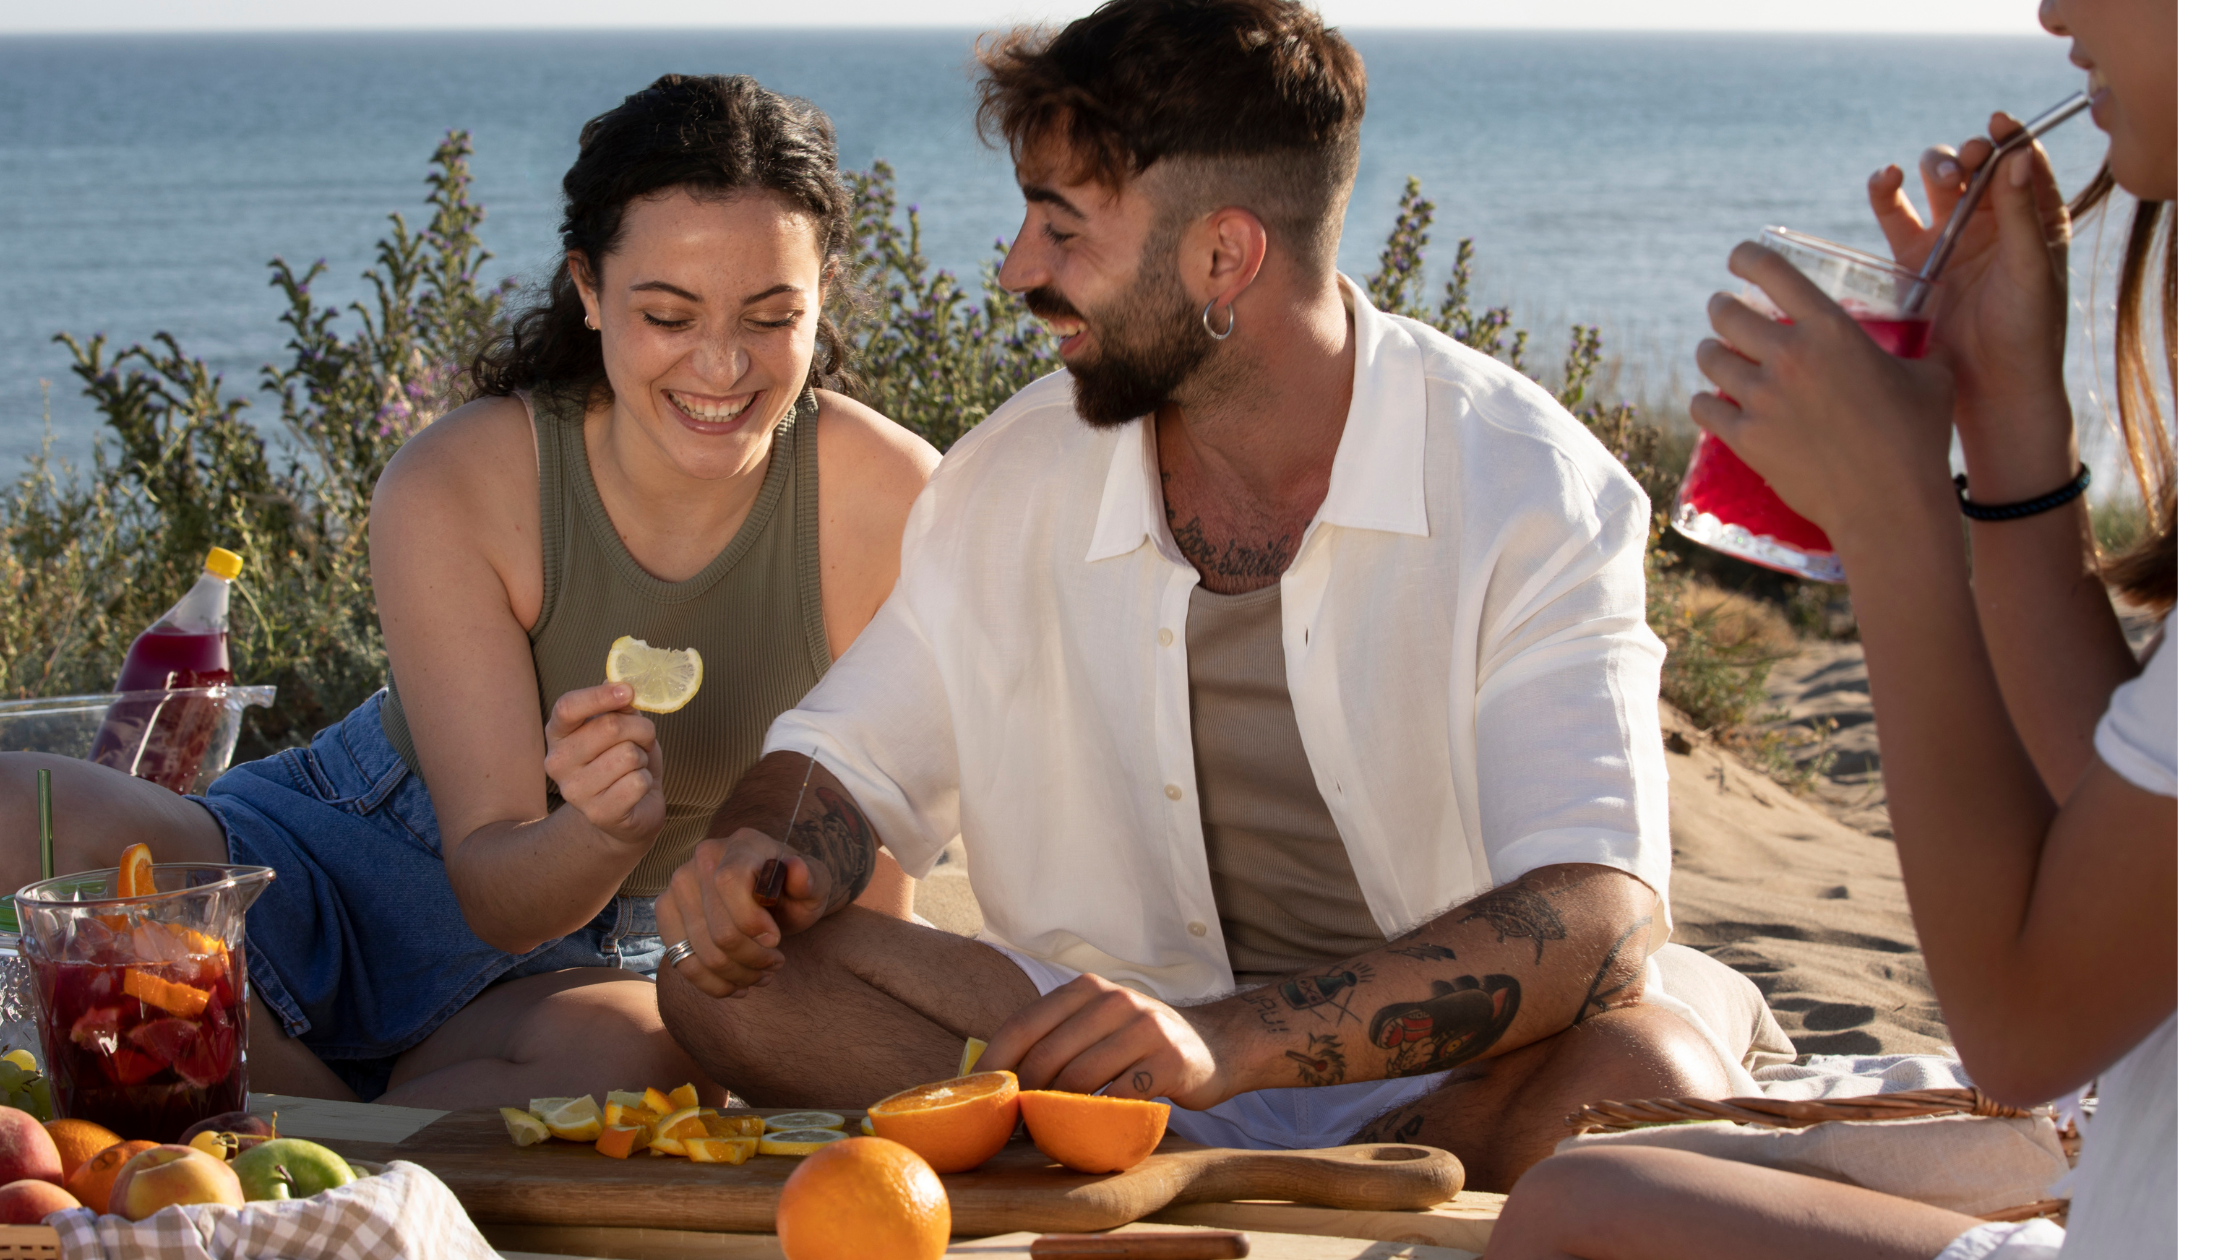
{"left": 1021, "top": 286, "right": 1084, "bottom": 323}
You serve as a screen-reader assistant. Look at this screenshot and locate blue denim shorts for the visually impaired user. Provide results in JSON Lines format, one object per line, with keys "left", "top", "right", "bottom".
{"left": 196, "top": 691, "right": 664, "bottom": 1101}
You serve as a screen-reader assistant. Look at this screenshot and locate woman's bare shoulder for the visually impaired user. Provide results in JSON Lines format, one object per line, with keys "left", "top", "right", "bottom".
{"left": 813, "top": 389, "right": 939, "bottom": 510}
{"left": 373, "top": 394, "right": 539, "bottom": 524}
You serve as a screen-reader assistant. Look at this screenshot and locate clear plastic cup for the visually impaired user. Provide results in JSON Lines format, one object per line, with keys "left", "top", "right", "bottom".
{"left": 1672, "top": 227, "right": 1936, "bottom": 583}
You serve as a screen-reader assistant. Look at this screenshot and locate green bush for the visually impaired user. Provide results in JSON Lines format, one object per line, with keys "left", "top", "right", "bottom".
{"left": 1, "top": 140, "right": 1767, "bottom": 755}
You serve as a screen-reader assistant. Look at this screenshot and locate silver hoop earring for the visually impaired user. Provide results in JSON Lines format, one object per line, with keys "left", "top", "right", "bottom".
{"left": 1201, "top": 299, "right": 1236, "bottom": 341}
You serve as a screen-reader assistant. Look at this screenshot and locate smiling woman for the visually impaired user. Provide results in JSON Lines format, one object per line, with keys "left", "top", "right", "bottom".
{"left": 0, "top": 74, "right": 939, "bottom": 1112}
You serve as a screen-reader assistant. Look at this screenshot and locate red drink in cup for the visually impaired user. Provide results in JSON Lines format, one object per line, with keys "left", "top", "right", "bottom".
{"left": 1673, "top": 228, "right": 1935, "bottom": 582}
{"left": 16, "top": 864, "right": 272, "bottom": 1140}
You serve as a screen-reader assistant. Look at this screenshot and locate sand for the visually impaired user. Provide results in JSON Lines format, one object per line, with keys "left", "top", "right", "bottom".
{"left": 912, "top": 645, "right": 1950, "bottom": 1060}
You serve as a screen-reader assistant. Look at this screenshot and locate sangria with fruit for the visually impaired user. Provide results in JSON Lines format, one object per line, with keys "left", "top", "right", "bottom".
{"left": 15, "top": 856, "right": 272, "bottom": 1141}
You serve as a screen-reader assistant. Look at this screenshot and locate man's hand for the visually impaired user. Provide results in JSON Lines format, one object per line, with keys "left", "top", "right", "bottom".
{"left": 979, "top": 974, "right": 1231, "bottom": 1110}
{"left": 655, "top": 830, "right": 832, "bottom": 998}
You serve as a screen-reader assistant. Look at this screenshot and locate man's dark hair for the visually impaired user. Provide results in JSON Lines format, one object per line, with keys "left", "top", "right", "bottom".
{"left": 975, "top": 0, "right": 1368, "bottom": 267}
{"left": 472, "top": 74, "right": 858, "bottom": 401}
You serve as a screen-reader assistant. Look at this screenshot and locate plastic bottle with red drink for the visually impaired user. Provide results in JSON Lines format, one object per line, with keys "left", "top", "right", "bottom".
{"left": 88, "top": 548, "right": 243, "bottom": 794}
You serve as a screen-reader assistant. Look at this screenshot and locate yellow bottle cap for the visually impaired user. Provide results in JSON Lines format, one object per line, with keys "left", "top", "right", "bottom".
{"left": 204, "top": 547, "right": 244, "bottom": 580}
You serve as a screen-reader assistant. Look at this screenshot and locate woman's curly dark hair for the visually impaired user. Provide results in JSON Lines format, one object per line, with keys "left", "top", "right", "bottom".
{"left": 472, "top": 74, "right": 858, "bottom": 401}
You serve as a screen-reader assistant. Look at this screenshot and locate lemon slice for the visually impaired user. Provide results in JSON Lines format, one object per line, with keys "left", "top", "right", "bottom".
{"left": 763, "top": 1110, "right": 845, "bottom": 1131}
{"left": 759, "top": 1128, "right": 848, "bottom": 1156}
{"left": 540, "top": 1095, "right": 604, "bottom": 1143}
{"left": 860, "top": 1116, "right": 876, "bottom": 1135}
{"left": 499, "top": 1106, "right": 551, "bottom": 1147}
{"left": 958, "top": 1036, "right": 988, "bottom": 1078}
{"left": 605, "top": 636, "right": 704, "bottom": 714}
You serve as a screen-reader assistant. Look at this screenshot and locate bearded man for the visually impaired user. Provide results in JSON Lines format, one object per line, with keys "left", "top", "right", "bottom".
{"left": 654, "top": 0, "right": 1780, "bottom": 1189}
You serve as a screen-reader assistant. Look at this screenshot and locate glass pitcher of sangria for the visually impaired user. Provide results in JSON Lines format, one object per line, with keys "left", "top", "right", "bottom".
{"left": 15, "top": 863, "right": 273, "bottom": 1140}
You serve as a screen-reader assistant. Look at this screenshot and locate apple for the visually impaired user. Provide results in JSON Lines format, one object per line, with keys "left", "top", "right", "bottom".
{"left": 0, "top": 1178, "right": 77, "bottom": 1223}
{"left": 108, "top": 1145, "right": 243, "bottom": 1220}
{"left": 231, "top": 1139, "right": 355, "bottom": 1203}
{"left": 0, "top": 1109, "right": 62, "bottom": 1186}
{"left": 177, "top": 1112, "right": 275, "bottom": 1145}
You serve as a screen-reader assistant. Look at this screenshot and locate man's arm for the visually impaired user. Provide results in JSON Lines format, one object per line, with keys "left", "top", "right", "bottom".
{"left": 982, "top": 863, "right": 1662, "bottom": 1107}
{"left": 654, "top": 752, "right": 886, "bottom": 998}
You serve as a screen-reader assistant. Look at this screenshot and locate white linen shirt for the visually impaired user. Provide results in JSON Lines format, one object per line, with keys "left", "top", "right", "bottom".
{"left": 766, "top": 276, "right": 1672, "bottom": 1002}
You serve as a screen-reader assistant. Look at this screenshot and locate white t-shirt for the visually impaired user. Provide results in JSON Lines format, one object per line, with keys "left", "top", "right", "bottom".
{"left": 2061, "top": 608, "right": 2177, "bottom": 1258}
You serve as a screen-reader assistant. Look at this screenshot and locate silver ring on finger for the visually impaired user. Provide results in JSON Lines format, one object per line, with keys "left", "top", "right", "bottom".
{"left": 661, "top": 939, "right": 696, "bottom": 970}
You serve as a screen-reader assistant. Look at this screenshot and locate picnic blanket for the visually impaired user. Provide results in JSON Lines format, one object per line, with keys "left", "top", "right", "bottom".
{"left": 45, "top": 1161, "right": 497, "bottom": 1260}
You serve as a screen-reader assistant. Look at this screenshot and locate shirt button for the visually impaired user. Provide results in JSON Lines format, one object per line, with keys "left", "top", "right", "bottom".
{"left": 1158, "top": 628, "right": 1174, "bottom": 647}
{"left": 1165, "top": 784, "right": 1183, "bottom": 801}
{"left": 1188, "top": 921, "right": 1208, "bottom": 937}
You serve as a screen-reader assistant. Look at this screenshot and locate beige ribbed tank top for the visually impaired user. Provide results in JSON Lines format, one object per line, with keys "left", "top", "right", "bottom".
{"left": 381, "top": 384, "right": 831, "bottom": 897}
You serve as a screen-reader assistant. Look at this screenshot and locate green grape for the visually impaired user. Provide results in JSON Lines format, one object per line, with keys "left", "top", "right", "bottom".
{"left": 21, "top": 1077, "right": 51, "bottom": 1121}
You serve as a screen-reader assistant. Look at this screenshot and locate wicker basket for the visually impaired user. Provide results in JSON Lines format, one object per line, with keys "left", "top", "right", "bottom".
{"left": 1566, "top": 1087, "right": 2070, "bottom": 1225}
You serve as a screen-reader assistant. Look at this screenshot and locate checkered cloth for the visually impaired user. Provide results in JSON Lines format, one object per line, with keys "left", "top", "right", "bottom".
{"left": 45, "top": 1161, "right": 498, "bottom": 1260}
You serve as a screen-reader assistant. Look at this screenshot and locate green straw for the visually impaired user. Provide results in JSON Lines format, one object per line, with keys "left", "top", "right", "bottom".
{"left": 35, "top": 768, "right": 52, "bottom": 882}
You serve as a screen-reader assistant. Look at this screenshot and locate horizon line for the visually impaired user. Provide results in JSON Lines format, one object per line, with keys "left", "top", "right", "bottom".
{"left": 0, "top": 22, "right": 2045, "bottom": 37}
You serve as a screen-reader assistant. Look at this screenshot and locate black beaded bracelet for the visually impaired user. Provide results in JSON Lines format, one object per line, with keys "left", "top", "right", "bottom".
{"left": 1953, "top": 464, "right": 2091, "bottom": 522}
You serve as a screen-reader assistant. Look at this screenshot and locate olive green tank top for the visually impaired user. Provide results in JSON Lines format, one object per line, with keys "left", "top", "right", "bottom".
{"left": 380, "top": 384, "right": 831, "bottom": 897}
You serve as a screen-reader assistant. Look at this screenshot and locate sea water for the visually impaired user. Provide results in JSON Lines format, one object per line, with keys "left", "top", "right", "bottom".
{"left": 0, "top": 29, "right": 2115, "bottom": 465}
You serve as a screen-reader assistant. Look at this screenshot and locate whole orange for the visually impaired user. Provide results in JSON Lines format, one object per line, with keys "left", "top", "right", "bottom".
{"left": 1018, "top": 1090, "right": 1168, "bottom": 1174}
{"left": 776, "top": 1136, "right": 949, "bottom": 1260}
{"left": 65, "top": 1140, "right": 156, "bottom": 1211}
{"left": 865, "top": 1070, "right": 1019, "bottom": 1173}
{"left": 45, "top": 1120, "right": 123, "bottom": 1180}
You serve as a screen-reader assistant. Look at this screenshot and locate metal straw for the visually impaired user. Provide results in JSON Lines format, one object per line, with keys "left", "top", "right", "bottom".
{"left": 34, "top": 769, "right": 52, "bottom": 881}
{"left": 1903, "top": 90, "right": 2092, "bottom": 315}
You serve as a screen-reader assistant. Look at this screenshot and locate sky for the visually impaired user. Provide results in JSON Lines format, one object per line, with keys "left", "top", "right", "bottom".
{"left": 0, "top": 0, "right": 2047, "bottom": 35}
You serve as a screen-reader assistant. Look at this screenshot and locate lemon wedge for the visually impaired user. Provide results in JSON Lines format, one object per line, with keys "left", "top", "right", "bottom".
{"left": 539, "top": 1095, "right": 604, "bottom": 1143}
{"left": 500, "top": 1106, "right": 551, "bottom": 1147}
{"left": 605, "top": 636, "right": 704, "bottom": 714}
{"left": 958, "top": 1036, "right": 988, "bottom": 1078}
{"left": 759, "top": 1128, "right": 848, "bottom": 1157}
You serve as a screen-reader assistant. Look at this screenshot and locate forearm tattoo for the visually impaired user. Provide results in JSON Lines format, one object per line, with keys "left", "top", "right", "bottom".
{"left": 1369, "top": 974, "right": 1522, "bottom": 1076}
{"left": 786, "top": 785, "right": 878, "bottom": 910}
{"left": 1457, "top": 885, "right": 1568, "bottom": 963}
{"left": 1572, "top": 913, "right": 1656, "bottom": 1026}
{"left": 1285, "top": 1033, "right": 1348, "bottom": 1087}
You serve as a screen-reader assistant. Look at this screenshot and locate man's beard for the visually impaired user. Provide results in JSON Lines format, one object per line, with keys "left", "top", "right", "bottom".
{"left": 1023, "top": 236, "right": 1215, "bottom": 429}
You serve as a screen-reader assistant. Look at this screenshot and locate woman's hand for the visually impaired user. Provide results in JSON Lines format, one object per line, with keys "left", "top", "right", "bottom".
{"left": 1869, "top": 114, "right": 2077, "bottom": 488}
{"left": 543, "top": 683, "right": 666, "bottom": 852}
{"left": 1692, "top": 243, "right": 1957, "bottom": 548}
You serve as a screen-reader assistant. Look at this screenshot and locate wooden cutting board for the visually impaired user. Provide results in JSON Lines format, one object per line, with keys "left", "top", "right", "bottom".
{"left": 318, "top": 1107, "right": 1465, "bottom": 1237}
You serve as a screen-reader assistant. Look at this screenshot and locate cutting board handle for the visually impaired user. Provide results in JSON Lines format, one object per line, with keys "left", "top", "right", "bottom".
{"left": 1168, "top": 1142, "right": 1465, "bottom": 1210}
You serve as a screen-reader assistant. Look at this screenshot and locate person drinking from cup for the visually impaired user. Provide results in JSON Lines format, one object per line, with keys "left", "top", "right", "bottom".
{"left": 1489, "top": 0, "right": 2176, "bottom": 1255}
{"left": 652, "top": 0, "right": 1778, "bottom": 1191}
{"left": 0, "top": 75, "right": 935, "bottom": 1109}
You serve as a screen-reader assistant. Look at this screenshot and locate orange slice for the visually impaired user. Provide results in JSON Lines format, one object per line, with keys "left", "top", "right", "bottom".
{"left": 1018, "top": 1090, "right": 1168, "bottom": 1173}
{"left": 669, "top": 1084, "right": 700, "bottom": 1111}
{"left": 122, "top": 969, "right": 210, "bottom": 1018}
{"left": 649, "top": 1107, "right": 710, "bottom": 1156}
{"left": 595, "top": 1124, "right": 651, "bottom": 1159}
{"left": 683, "top": 1136, "right": 756, "bottom": 1164}
{"left": 865, "top": 1070, "right": 1019, "bottom": 1173}
{"left": 118, "top": 844, "right": 156, "bottom": 898}
{"left": 639, "top": 1086, "right": 676, "bottom": 1117}
{"left": 603, "top": 1100, "right": 657, "bottom": 1131}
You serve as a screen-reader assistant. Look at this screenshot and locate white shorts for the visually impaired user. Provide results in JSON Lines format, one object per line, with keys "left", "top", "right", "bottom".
{"left": 981, "top": 938, "right": 1449, "bottom": 1150}
{"left": 1935, "top": 1219, "right": 2065, "bottom": 1260}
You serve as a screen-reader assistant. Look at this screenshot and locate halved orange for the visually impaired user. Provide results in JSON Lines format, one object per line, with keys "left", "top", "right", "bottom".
{"left": 1018, "top": 1090, "right": 1168, "bottom": 1173}
{"left": 118, "top": 844, "right": 156, "bottom": 898}
{"left": 866, "top": 1070, "right": 1019, "bottom": 1173}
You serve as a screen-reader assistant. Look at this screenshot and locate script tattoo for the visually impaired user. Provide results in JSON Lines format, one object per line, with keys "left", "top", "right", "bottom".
{"left": 1161, "top": 477, "right": 1296, "bottom": 590}
{"left": 1385, "top": 942, "right": 1457, "bottom": 963}
{"left": 786, "top": 786, "right": 877, "bottom": 908}
{"left": 1241, "top": 990, "right": 1291, "bottom": 1034}
{"left": 1572, "top": 913, "right": 1656, "bottom": 1026}
{"left": 1284, "top": 1034, "right": 1348, "bottom": 1087}
{"left": 1459, "top": 885, "right": 1568, "bottom": 963}
{"left": 1368, "top": 974, "right": 1523, "bottom": 1075}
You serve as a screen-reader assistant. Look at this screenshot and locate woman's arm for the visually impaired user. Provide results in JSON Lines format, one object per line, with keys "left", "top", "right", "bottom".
{"left": 811, "top": 390, "right": 940, "bottom": 658}
{"left": 1870, "top": 126, "right": 2142, "bottom": 796}
{"left": 1692, "top": 241, "right": 2176, "bottom": 1104}
{"left": 369, "top": 397, "right": 666, "bottom": 954}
